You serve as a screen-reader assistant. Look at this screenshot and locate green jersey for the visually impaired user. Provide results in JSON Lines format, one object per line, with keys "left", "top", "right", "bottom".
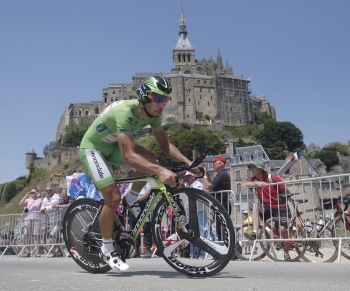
{"left": 81, "top": 100, "right": 162, "bottom": 157}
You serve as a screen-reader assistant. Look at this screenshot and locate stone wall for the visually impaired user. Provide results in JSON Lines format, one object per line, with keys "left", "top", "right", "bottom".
{"left": 33, "top": 147, "right": 80, "bottom": 172}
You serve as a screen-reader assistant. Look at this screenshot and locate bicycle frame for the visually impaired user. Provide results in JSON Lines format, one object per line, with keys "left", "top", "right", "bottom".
{"left": 83, "top": 175, "right": 191, "bottom": 244}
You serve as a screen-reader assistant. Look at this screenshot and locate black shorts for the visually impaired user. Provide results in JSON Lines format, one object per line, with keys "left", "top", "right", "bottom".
{"left": 261, "top": 204, "right": 291, "bottom": 227}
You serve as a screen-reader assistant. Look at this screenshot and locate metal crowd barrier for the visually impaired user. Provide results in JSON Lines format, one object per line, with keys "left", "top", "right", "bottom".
{"left": 236, "top": 173, "right": 350, "bottom": 262}
{"left": 0, "top": 210, "right": 67, "bottom": 258}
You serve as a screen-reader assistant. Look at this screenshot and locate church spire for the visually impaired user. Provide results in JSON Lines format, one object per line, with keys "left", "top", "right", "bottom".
{"left": 217, "top": 48, "right": 223, "bottom": 72}
{"left": 179, "top": 1, "right": 187, "bottom": 36}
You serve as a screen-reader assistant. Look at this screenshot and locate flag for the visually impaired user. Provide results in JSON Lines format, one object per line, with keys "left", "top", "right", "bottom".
{"left": 290, "top": 150, "right": 301, "bottom": 162}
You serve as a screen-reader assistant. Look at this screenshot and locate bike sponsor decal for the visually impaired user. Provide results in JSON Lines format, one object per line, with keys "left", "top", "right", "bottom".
{"left": 168, "top": 256, "right": 214, "bottom": 275}
{"left": 95, "top": 123, "right": 108, "bottom": 133}
{"left": 131, "top": 192, "right": 156, "bottom": 237}
{"left": 101, "top": 133, "right": 118, "bottom": 143}
{"left": 86, "top": 149, "right": 111, "bottom": 181}
{"left": 70, "top": 247, "right": 81, "bottom": 260}
{"left": 71, "top": 245, "right": 102, "bottom": 268}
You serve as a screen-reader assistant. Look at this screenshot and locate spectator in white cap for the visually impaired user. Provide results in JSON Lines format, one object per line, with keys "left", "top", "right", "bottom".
{"left": 183, "top": 171, "right": 203, "bottom": 190}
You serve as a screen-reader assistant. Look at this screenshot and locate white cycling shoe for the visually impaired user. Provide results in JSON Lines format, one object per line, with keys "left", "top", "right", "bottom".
{"left": 100, "top": 250, "right": 129, "bottom": 272}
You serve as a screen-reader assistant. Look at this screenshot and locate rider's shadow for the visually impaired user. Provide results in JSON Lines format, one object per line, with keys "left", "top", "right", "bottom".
{"left": 105, "top": 271, "right": 242, "bottom": 279}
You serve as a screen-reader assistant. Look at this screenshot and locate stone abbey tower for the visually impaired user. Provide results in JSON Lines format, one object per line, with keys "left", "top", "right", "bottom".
{"left": 56, "top": 4, "right": 276, "bottom": 142}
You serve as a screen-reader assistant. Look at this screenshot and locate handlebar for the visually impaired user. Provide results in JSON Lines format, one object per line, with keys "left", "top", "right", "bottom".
{"left": 163, "top": 153, "right": 206, "bottom": 190}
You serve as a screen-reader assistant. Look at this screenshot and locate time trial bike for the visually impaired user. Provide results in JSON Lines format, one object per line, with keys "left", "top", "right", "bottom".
{"left": 62, "top": 154, "right": 235, "bottom": 277}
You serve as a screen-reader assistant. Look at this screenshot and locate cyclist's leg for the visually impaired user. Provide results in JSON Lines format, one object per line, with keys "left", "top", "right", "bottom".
{"left": 80, "top": 147, "right": 128, "bottom": 271}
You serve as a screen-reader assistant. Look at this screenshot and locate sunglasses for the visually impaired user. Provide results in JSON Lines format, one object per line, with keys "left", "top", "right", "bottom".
{"left": 149, "top": 92, "right": 170, "bottom": 104}
{"left": 45, "top": 189, "right": 52, "bottom": 192}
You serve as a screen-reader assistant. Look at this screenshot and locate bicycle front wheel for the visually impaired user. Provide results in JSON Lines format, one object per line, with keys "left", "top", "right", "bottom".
{"left": 260, "top": 217, "right": 307, "bottom": 262}
{"left": 332, "top": 216, "right": 350, "bottom": 260}
{"left": 63, "top": 198, "right": 111, "bottom": 274}
{"left": 152, "top": 188, "right": 235, "bottom": 277}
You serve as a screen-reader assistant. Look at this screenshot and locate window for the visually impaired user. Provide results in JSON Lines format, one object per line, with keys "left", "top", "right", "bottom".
{"left": 113, "top": 90, "right": 115, "bottom": 94}
{"left": 208, "top": 102, "right": 209, "bottom": 106}
{"left": 234, "top": 156, "right": 240, "bottom": 164}
{"left": 110, "top": 97, "right": 113, "bottom": 102}
{"left": 188, "top": 98, "right": 190, "bottom": 102}
{"left": 178, "top": 55, "right": 181, "bottom": 62}
{"left": 245, "top": 155, "right": 251, "bottom": 162}
{"left": 200, "top": 95, "right": 201, "bottom": 99}
{"left": 95, "top": 108, "right": 99, "bottom": 115}
{"left": 236, "top": 170, "right": 241, "bottom": 180}
{"left": 104, "top": 97, "right": 107, "bottom": 103}
{"left": 247, "top": 169, "right": 252, "bottom": 178}
{"left": 204, "top": 80, "right": 207, "bottom": 84}
{"left": 104, "top": 93, "right": 107, "bottom": 96}
{"left": 210, "top": 81, "right": 212, "bottom": 85}
{"left": 197, "top": 80, "right": 200, "bottom": 84}
{"left": 237, "top": 183, "right": 242, "bottom": 194}
{"left": 187, "top": 54, "right": 190, "bottom": 62}
{"left": 85, "top": 111, "right": 89, "bottom": 116}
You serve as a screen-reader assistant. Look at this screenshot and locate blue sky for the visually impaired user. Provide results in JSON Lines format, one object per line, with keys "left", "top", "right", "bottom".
{"left": 1, "top": 0, "right": 349, "bottom": 184}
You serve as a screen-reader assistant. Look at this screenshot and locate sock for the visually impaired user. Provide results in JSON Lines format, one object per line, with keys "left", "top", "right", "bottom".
{"left": 101, "top": 238, "right": 114, "bottom": 254}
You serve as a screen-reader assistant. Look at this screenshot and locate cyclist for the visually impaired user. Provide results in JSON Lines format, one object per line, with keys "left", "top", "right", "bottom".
{"left": 79, "top": 75, "right": 199, "bottom": 271}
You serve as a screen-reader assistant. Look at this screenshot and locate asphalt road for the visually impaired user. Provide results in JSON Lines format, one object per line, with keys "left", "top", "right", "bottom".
{"left": 0, "top": 256, "right": 349, "bottom": 291}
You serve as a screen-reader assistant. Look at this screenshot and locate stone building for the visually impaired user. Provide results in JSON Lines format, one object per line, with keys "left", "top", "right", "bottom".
{"left": 56, "top": 5, "right": 276, "bottom": 141}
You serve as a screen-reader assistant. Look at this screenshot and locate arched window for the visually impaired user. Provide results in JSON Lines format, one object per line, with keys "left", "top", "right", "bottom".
{"left": 85, "top": 110, "right": 89, "bottom": 116}
{"left": 183, "top": 54, "right": 186, "bottom": 62}
{"left": 178, "top": 55, "right": 181, "bottom": 62}
{"left": 95, "top": 107, "right": 99, "bottom": 115}
{"left": 184, "top": 70, "right": 191, "bottom": 74}
{"left": 187, "top": 54, "right": 190, "bottom": 62}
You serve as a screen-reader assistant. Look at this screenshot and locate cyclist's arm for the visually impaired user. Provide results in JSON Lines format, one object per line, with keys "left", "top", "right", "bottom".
{"left": 118, "top": 133, "right": 171, "bottom": 178}
{"left": 153, "top": 128, "right": 191, "bottom": 165}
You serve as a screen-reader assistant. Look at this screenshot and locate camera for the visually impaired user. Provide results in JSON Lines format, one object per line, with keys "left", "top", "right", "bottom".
{"left": 30, "top": 191, "right": 36, "bottom": 194}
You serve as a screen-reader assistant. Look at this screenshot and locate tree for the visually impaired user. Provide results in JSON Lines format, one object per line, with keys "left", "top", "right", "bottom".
{"left": 43, "top": 141, "right": 60, "bottom": 156}
{"left": 254, "top": 111, "right": 274, "bottom": 125}
{"left": 313, "top": 151, "right": 339, "bottom": 172}
{"left": 257, "top": 120, "right": 304, "bottom": 152}
{"left": 324, "top": 141, "right": 349, "bottom": 156}
{"left": 3, "top": 182, "right": 17, "bottom": 202}
{"left": 268, "top": 141, "right": 287, "bottom": 159}
{"left": 62, "top": 116, "right": 94, "bottom": 148}
{"left": 143, "top": 126, "right": 226, "bottom": 164}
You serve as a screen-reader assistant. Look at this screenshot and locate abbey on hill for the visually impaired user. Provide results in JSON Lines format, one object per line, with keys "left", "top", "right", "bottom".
{"left": 56, "top": 4, "right": 275, "bottom": 142}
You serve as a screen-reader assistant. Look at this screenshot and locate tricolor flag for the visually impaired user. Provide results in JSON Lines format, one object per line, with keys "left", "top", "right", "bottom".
{"left": 290, "top": 150, "right": 301, "bottom": 162}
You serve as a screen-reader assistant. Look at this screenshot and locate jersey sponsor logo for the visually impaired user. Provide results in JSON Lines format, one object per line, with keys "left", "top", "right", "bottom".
{"left": 86, "top": 149, "right": 111, "bottom": 181}
{"left": 119, "top": 128, "right": 131, "bottom": 133}
{"left": 126, "top": 117, "right": 134, "bottom": 125}
{"left": 102, "top": 133, "right": 118, "bottom": 143}
{"left": 95, "top": 123, "right": 109, "bottom": 133}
